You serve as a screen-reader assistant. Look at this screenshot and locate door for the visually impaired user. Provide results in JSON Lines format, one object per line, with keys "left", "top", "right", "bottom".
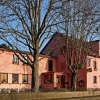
{"left": 61, "top": 75, "right": 65, "bottom": 88}
{"left": 56, "top": 75, "right": 65, "bottom": 88}
{"left": 56, "top": 75, "right": 61, "bottom": 88}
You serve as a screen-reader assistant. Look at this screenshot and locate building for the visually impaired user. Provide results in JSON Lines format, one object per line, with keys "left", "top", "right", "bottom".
{"left": 41, "top": 33, "right": 100, "bottom": 90}
{"left": 0, "top": 48, "right": 57, "bottom": 90}
{"left": 0, "top": 32, "right": 100, "bottom": 90}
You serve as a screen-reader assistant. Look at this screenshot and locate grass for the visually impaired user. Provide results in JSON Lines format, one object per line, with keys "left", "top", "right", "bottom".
{"left": 0, "top": 90, "right": 100, "bottom": 100}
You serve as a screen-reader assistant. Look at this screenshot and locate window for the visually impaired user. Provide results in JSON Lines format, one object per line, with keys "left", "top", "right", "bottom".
{"left": 60, "top": 46, "right": 66, "bottom": 53}
{"left": 1, "top": 73, "right": 8, "bottom": 83}
{"left": 79, "top": 80, "right": 84, "bottom": 87}
{"left": 93, "top": 61, "right": 97, "bottom": 71}
{"left": 48, "top": 60, "right": 53, "bottom": 71}
{"left": 22, "top": 74, "right": 28, "bottom": 84}
{"left": 93, "top": 76, "right": 97, "bottom": 84}
{"left": 87, "top": 58, "right": 91, "bottom": 67}
{"left": 87, "top": 68, "right": 92, "bottom": 72}
{"left": 61, "top": 62, "right": 66, "bottom": 70}
{"left": 44, "top": 74, "right": 53, "bottom": 83}
{"left": 12, "top": 74, "right": 18, "bottom": 83}
{"left": 12, "top": 54, "right": 19, "bottom": 64}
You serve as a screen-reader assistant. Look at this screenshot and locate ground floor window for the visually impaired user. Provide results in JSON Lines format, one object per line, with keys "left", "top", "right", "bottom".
{"left": 1, "top": 73, "right": 8, "bottom": 83}
{"left": 44, "top": 74, "right": 53, "bottom": 83}
{"left": 79, "top": 80, "right": 84, "bottom": 87}
{"left": 12, "top": 74, "right": 19, "bottom": 83}
{"left": 22, "top": 74, "right": 28, "bottom": 84}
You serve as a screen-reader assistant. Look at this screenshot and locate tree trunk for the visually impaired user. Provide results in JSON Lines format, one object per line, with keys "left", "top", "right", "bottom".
{"left": 31, "top": 68, "right": 35, "bottom": 91}
{"left": 31, "top": 40, "right": 39, "bottom": 92}
{"left": 31, "top": 61, "right": 39, "bottom": 92}
{"left": 71, "top": 73, "right": 77, "bottom": 91}
{"left": 31, "top": 56, "right": 39, "bottom": 92}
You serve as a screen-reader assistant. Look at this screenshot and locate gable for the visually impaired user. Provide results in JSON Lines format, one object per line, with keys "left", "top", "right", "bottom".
{"left": 40, "top": 32, "right": 65, "bottom": 57}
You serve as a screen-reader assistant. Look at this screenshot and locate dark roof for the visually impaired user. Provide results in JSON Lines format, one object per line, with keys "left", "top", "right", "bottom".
{"left": 40, "top": 32, "right": 64, "bottom": 54}
{"left": 40, "top": 31, "right": 100, "bottom": 57}
{"left": 0, "top": 48, "right": 31, "bottom": 55}
{"left": 0, "top": 48, "right": 57, "bottom": 59}
{"left": 91, "top": 40, "right": 100, "bottom": 42}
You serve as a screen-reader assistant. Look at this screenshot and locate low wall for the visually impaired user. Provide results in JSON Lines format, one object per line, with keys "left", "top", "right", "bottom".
{"left": 0, "top": 91, "right": 100, "bottom": 100}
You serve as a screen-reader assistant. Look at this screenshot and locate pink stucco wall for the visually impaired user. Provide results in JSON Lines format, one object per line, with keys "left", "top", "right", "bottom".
{"left": 87, "top": 55, "right": 100, "bottom": 89}
{"left": 39, "top": 56, "right": 57, "bottom": 87}
{"left": 0, "top": 49, "right": 32, "bottom": 89}
{"left": 0, "top": 49, "right": 57, "bottom": 89}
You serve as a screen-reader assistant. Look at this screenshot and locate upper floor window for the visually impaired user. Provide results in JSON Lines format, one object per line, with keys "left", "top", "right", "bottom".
{"left": 48, "top": 60, "right": 53, "bottom": 71}
{"left": 87, "top": 68, "right": 92, "bottom": 72}
{"left": 87, "top": 58, "right": 91, "bottom": 67}
{"left": 22, "top": 74, "right": 28, "bottom": 84}
{"left": 93, "top": 61, "right": 97, "bottom": 71}
{"left": 1, "top": 73, "right": 8, "bottom": 83}
{"left": 60, "top": 46, "right": 66, "bottom": 53}
{"left": 12, "top": 74, "right": 19, "bottom": 83}
{"left": 93, "top": 76, "right": 97, "bottom": 84}
{"left": 12, "top": 54, "right": 19, "bottom": 64}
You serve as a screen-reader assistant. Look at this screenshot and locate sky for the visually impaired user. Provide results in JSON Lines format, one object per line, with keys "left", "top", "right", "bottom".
{"left": 0, "top": 0, "right": 100, "bottom": 52}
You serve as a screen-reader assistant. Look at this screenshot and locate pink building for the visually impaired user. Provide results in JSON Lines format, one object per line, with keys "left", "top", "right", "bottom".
{"left": 0, "top": 49, "right": 32, "bottom": 89}
{"left": 0, "top": 32, "right": 100, "bottom": 91}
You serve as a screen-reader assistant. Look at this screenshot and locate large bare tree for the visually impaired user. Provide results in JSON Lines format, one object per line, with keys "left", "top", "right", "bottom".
{"left": 0, "top": 0, "right": 63, "bottom": 92}
{"left": 58, "top": 0, "right": 100, "bottom": 91}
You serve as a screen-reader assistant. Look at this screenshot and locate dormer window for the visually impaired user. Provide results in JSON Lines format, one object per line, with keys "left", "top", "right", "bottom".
{"left": 48, "top": 60, "right": 53, "bottom": 71}
{"left": 12, "top": 54, "right": 19, "bottom": 64}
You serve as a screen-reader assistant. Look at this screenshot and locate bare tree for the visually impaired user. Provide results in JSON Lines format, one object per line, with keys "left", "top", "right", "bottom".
{"left": 58, "top": 0, "right": 100, "bottom": 91}
{"left": 0, "top": 0, "right": 64, "bottom": 92}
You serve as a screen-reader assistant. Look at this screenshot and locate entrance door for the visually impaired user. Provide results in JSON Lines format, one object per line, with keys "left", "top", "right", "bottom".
{"left": 56, "top": 75, "right": 65, "bottom": 88}
{"left": 56, "top": 75, "right": 61, "bottom": 88}
{"left": 61, "top": 75, "right": 65, "bottom": 88}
